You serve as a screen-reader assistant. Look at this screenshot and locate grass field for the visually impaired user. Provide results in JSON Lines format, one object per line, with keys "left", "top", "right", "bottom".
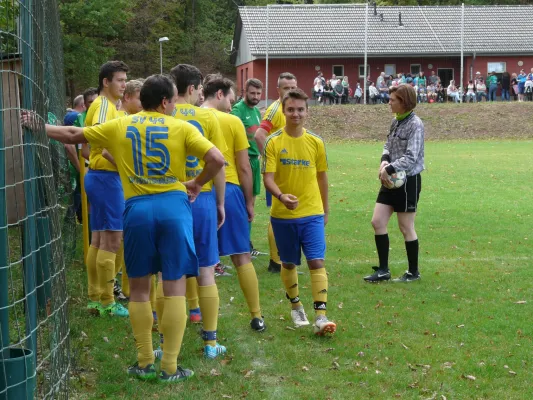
{"left": 68, "top": 140, "right": 532, "bottom": 400}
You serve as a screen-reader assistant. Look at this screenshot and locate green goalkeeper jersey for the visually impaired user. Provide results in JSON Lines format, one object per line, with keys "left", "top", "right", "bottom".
{"left": 230, "top": 99, "right": 261, "bottom": 158}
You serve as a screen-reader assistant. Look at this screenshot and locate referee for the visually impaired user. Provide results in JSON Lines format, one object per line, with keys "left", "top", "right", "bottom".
{"left": 364, "top": 84, "right": 425, "bottom": 283}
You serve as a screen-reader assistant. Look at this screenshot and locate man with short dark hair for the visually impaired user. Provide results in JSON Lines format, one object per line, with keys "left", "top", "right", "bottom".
{"left": 262, "top": 88, "right": 336, "bottom": 336}
{"left": 84, "top": 60, "right": 129, "bottom": 318}
{"left": 203, "top": 74, "right": 266, "bottom": 333}
{"left": 230, "top": 78, "right": 264, "bottom": 256}
{"left": 254, "top": 72, "right": 298, "bottom": 274}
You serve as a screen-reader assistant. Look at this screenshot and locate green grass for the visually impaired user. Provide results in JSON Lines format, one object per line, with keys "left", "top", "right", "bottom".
{"left": 68, "top": 140, "right": 533, "bottom": 400}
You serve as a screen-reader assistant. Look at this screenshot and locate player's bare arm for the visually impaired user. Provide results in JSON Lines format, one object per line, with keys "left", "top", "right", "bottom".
{"left": 317, "top": 171, "right": 329, "bottom": 226}
{"left": 212, "top": 166, "right": 226, "bottom": 228}
{"left": 235, "top": 149, "right": 254, "bottom": 221}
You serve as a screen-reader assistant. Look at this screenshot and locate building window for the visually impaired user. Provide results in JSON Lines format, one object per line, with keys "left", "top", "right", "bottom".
{"left": 333, "top": 65, "right": 344, "bottom": 77}
{"left": 359, "top": 64, "right": 370, "bottom": 78}
{"left": 410, "top": 64, "right": 421, "bottom": 75}
{"left": 487, "top": 62, "right": 506, "bottom": 73}
{"left": 384, "top": 64, "right": 396, "bottom": 76}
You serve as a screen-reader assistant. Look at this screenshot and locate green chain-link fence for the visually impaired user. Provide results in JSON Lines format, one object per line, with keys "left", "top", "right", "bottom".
{"left": 1, "top": 0, "right": 72, "bottom": 398}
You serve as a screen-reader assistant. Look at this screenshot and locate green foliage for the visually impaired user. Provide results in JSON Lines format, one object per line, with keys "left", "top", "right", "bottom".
{"left": 0, "top": 0, "right": 18, "bottom": 54}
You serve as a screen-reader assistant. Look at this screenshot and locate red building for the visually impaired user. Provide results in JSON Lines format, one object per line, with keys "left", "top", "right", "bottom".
{"left": 231, "top": 4, "right": 533, "bottom": 102}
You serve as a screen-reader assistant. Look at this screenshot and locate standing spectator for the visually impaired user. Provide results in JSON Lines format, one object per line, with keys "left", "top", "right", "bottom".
{"left": 417, "top": 72, "right": 427, "bottom": 91}
{"left": 447, "top": 80, "right": 461, "bottom": 103}
{"left": 377, "top": 72, "right": 386, "bottom": 88}
{"left": 64, "top": 95, "right": 86, "bottom": 126}
{"left": 525, "top": 75, "right": 533, "bottom": 101}
{"left": 500, "top": 72, "right": 511, "bottom": 101}
{"left": 429, "top": 71, "right": 439, "bottom": 86}
{"left": 330, "top": 74, "right": 339, "bottom": 88}
{"left": 369, "top": 82, "right": 380, "bottom": 104}
{"left": 486, "top": 71, "right": 499, "bottom": 101}
{"left": 342, "top": 76, "right": 350, "bottom": 104}
{"left": 511, "top": 73, "right": 518, "bottom": 101}
{"left": 465, "top": 80, "right": 476, "bottom": 102}
{"left": 517, "top": 69, "right": 527, "bottom": 102}
{"left": 354, "top": 83, "right": 362, "bottom": 104}
{"left": 364, "top": 84, "right": 424, "bottom": 283}
{"left": 378, "top": 79, "right": 390, "bottom": 103}
{"left": 333, "top": 79, "right": 344, "bottom": 104}
{"left": 476, "top": 78, "right": 487, "bottom": 102}
{"left": 314, "top": 71, "right": 325, "bottom": 87}
{"left": 399, "top": 73, "right": 406, "bottom": 84}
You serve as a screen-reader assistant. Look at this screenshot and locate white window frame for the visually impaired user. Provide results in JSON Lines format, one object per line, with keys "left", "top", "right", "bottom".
{"left": 487, "top": 62, "right": 506, "bottom": 73}
{"left": 332, "top": 65, "right": 344, "bottom": 78}
{"left": 410, "top": 64, "right": 421, "bottom": 75}
{"left": 359, "top": 64, "right": 370, "bottom": 78}
{"left": 384, "top": 64, "right": 396, "bottom": 76}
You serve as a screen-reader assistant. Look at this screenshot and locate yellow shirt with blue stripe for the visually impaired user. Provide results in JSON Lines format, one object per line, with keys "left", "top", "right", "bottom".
{"left": 260, "top": 99, "right": 285, "bottom": 135}
{"left": 83, "top": 111, "right": 214, "bottom": 200}
{"left": 262, "top": 128, "right": 328, "bottom": 219}
{"left": 85, "top": 95, "right": 119, "bottom": 171}
{"left": 172, "top": 104, "right": 227, "bottom": 192}
{"left": 211, "top": 110, "right": 249, "bottom": 186}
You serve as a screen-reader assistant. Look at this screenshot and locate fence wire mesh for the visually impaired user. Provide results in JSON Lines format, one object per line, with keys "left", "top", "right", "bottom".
{"left": 1, "top": 0, "right": 71, "bottom": 398}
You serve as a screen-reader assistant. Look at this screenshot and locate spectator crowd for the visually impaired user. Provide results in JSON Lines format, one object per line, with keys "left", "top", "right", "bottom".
{"left": 311, "top": 67, "right": 533, "bottom": 105}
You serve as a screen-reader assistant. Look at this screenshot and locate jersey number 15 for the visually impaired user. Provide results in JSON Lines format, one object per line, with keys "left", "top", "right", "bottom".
{"left": 126, "top": 126, "right": 170, "bottom": 176}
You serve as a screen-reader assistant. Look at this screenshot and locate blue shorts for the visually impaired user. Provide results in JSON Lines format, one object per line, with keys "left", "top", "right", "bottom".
{"left": 123, "top": 191, "right": 198, "bottom": 280}
{"left": 218, "top": 183, "right": 250, "bottom": 256}
{"left": 271, "top": 215, "right": 326, "bottom": 266}
{"left": 84, "top": 170, "right": 124, "bottom": 231}
{"left": 192, "top": 191, "right": 219, "bottom": 267}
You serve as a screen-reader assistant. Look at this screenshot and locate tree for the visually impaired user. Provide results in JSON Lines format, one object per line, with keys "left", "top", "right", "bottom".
{"left": 0, "top": 0, "right": 18, "bottom": 54}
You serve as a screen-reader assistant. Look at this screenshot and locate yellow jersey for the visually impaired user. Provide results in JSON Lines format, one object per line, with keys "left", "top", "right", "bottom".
{"left": 262, "top": 128, "right": 328, "bottom": 219}
{"left": 117, "top": 110, "right": 129, "bottom": 117}
{"left": 85, "top": 95, "right": 120, "bottom": 171}
{"left": 172, "top": 104, "right": 227, "bottom": 192}
{"left": 211, "top": 110, "right": 249, "bottom": 186}
{"left": 259, "top": 99, "right": 285, "bottom": 135}
{"left": 83, "top": 110, "right": 214, "bottom": 200}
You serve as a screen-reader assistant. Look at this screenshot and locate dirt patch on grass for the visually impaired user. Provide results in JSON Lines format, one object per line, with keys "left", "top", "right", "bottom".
{"left": 306, "top": 102, "right": 533, "bottom": 142}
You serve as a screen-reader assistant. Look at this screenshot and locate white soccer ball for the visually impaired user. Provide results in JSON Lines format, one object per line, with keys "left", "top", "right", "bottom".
{"left": 385, "top": 170, "right": 406, "bottom": 189}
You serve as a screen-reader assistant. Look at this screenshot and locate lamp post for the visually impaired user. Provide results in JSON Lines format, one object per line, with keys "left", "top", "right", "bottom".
{"left": 159, "top": 37, "right": 169, "bottom": 74}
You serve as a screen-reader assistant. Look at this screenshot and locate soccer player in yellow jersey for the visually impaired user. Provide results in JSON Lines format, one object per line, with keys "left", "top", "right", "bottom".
{"left": 203, "top": 74, "right": 266, "bottom": 332}
{"left": 118, "top": 79, "right": 143, "bottom": 117}
{"left": 262, "top": 88, "right": 336, "bottom": 336}
{"left": 165, "top": 64, "right": 229, "bottom": 357}
{"left": 254, "top": 72, "right": 298, "bottom": 274}
{"left": 38, "top": 75, "right": 225, "bottom": 382}
{"left": 84, "top": 61, "right": 129, "bottom": 317}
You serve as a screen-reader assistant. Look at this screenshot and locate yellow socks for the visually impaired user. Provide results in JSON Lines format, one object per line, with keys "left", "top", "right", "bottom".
{"left": 198, "top": 284, "right": 219, "bottom": 346}
{"left": 281, "top": 266, "right": 302, "bottom": 308}
{"left": 129, "top": 301, "right": 154, "bottom": 368}
{"left": 186, "top": 277, "right": 200, "bottom": 310}
{"left": 160, "top": 296, "right": 187, "bottom": 375}
{"left": 114, "top": 241, "right": 124, "bottom": 276}
{"left": 150, "top": 275, "right": 156, "bottom": 312}
{"left": 96, "top": 249, "right": 116, "bottom": 307}
{"left": 268, "top": 222, "right": 281, "bottom": 264}
{"left": 86, "top": 246, "right": 100, "bottom": 302}
{"left": 310, "top": 268, "right": 328, "bottom": 316}
{"left": 237, "top": 263, "right": 261, "bottom": 319}
{"left": 121, "top": 267, "right": 130, "bottom": 299}
{"left": 155, "top": 280, "right": 165, "bottom": 349}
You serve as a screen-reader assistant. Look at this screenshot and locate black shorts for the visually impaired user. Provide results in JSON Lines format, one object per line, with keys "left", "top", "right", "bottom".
{"left": 376, "top": 174, "right": 421, "bottom": 213}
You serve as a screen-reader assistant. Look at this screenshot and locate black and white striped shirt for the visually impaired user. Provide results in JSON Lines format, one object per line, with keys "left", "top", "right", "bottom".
{"left": 382, "top": 113, "right": 425, "bottom": 177}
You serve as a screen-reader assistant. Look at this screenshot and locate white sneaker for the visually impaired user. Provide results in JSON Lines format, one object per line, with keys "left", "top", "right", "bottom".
{"left": 290, "top": 306, "right": 310, "bottom": 327}
{"left": 313, "top": 315, "right": 336, "bottom": 336}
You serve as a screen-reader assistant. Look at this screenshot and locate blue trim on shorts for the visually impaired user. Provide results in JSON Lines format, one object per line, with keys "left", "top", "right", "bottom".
{"left": 84, "top": 169, "right": 124, "bottom": 231}
{"left": 124, "top": 191, "right": 198, "bottom": 280}
{"left": 218, "top": 183, "right": 250, "bottom": 256}
{"left": 270, "top": 215, "right": 326, "bottom": 266}
{"left": 192, "top": 191, "right": 219, "bottom": 267}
